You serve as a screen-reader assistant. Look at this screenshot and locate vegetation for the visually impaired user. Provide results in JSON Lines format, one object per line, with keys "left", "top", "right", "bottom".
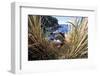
{"left": 28, "top": 15, "right": 88, "bottom": 60}
{"left": 41, "top": 16, "right": 59, "bottom": 37}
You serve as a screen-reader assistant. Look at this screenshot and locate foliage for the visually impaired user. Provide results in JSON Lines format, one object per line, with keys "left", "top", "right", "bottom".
{"left": 41, "top": 16, "right": 59, "bottom": 34}
{"left": 28, "top": 15, "right": 59, "bottom": 60}
{"left": 65, "top": 17, "right": 88, "bottom": 58}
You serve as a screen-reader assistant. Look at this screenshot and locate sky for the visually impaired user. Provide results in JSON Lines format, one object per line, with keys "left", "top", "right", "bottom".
{"left": 52, "top": 16, "right": 84, "bottom": 33}
{"left": 53, "top": 16, "right": 69, "bottom": 24}
{"left": 53, "top": 16, "right": 83, "bottom": 24}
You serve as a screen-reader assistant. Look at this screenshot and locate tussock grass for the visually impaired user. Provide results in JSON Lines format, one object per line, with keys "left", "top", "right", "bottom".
{"left": 65, "top": 17, "right": 88, "bottom": 58}
{"left": 28, "top": 15, "right": 88, "bottom": 60}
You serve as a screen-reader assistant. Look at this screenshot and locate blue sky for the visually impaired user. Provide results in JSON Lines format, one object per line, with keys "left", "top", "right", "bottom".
{"left": 53, "top": 16, "right": 69, "bottom": 24}
{"left": 52, "top": 16, "right": 84, "bottom": 33}
{"left": 53, "top": 16, "right": 83, "bottom": 24}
